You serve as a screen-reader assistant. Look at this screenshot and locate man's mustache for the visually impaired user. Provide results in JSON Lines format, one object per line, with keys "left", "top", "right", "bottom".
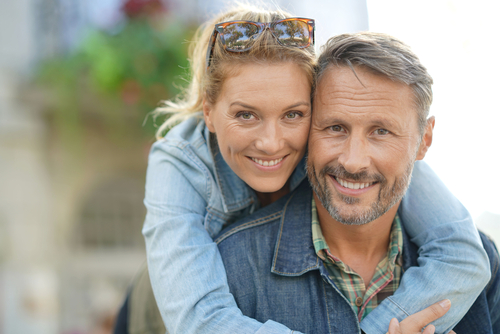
{"left": 320, "top": 164, "right": 386, "bottom": 184}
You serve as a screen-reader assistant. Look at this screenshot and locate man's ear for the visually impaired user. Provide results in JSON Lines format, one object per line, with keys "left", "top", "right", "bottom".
{"left": 416, "top": 116, "right": 435, "bottom": 160}
{"left": 202, "top": 97, "right": 216, "bottom": 133}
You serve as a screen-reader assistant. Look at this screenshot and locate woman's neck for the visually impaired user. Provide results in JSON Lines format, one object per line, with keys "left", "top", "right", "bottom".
{"left": 255, "top": 181, "right": 290, "bottom": 207}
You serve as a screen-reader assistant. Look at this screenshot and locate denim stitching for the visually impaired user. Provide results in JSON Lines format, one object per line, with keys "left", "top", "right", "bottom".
{"left": 322, "top": 279, "right": 333, "bottom": 334}
{"left": 214, "top": 212, "right": 283, "bottom": 244}
{"left": 271, "top": 191, "right": 320, "bottom": 275}
{"left": 272, "top": 193, "right": 295, "bottom": 272}
{"left": 384, "top": 296, "right": 411, "bottom": 316}
{"left": 178, "top": 143, "right": 212, "bottom": 201}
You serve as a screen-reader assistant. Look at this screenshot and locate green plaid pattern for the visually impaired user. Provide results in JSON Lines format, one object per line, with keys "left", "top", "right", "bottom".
{"left": 311, "top": 198, "right": 403, "bottom": 321}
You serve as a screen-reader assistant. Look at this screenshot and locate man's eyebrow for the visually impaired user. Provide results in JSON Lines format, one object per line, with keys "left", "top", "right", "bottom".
{"left": 316, "top": 117, "right": 343, "bottom": 125}
{"left": 370, "top": 118, "right": 398, "bottom": 129}
{"left": 315, "top": 116, "right": 398, "bottom": 128}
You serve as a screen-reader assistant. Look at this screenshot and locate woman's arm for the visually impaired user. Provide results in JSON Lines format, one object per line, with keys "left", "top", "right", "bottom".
{"left": 360, "top": 160, "right": 491, "bottom": 334}
{"left": 143, "top": 141, "right": 299, "bottom": 334}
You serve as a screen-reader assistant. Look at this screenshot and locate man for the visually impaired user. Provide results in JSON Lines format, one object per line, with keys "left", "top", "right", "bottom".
{"left": 115, "top": 32, "right": 499, "bottom": 334}
{"left": 215, "top": 32, "right": 500, "bottom": 333}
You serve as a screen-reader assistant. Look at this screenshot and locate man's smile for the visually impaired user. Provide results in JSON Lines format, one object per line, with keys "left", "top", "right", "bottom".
{"left": 334, "top": 176, "right": 376, "bottom": 190}
{"left": 329, "top": 174, "right": 378, "bottom": 197}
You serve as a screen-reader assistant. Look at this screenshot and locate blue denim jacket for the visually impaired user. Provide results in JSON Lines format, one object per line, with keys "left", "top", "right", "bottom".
{"left": 142, "top": 115, "right": 491, "bottom": 334}
{"left": 216, "top": 180, "right": 500, "bottom": 334}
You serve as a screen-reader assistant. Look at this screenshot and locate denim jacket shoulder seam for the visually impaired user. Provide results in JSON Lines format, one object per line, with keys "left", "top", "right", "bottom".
{"left": 214, "top": 211, "right": 283, "bottom": 244}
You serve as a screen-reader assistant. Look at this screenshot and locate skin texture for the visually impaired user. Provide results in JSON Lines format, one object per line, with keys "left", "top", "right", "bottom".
{"left": 307, "top": 65, "right": 434, "bottom": 286}
{"left": 203, "top": 62, "right": 311, "bottom": 206}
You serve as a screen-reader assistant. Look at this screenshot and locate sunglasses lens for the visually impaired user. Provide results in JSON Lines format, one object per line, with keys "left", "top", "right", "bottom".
{"left": 274, "top": 20, "right": 311, "bottom": 48}
{"left": 223, "top": 23, "right": 260, "bottom": 51}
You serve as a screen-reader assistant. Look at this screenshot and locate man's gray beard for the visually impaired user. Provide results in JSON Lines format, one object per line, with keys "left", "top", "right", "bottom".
{"left": 307, "top": 161, "right": 415, "bottom": 226}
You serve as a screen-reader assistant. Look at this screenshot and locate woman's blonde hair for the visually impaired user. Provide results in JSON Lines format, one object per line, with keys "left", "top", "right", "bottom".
{"left": 153, "top": 3, "right": 317, "bottom": 139}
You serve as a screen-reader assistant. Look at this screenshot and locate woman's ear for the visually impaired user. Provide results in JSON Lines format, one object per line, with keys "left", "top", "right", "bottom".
{"left": 203, "top": 97, "right": 216, "bottom": 133}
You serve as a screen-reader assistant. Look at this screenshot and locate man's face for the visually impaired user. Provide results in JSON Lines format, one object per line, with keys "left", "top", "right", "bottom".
{"left": 307, "top": 65, "right": 433, "bottom": 225}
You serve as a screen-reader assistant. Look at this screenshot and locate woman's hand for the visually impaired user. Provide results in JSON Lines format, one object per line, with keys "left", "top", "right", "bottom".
{"left": 387, "top": 299, "right": 456, "bottom": 334}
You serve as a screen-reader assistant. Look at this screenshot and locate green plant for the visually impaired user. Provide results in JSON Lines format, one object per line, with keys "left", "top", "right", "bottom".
{"left": 35, "top": 16, "right": 194, "bottom": 148}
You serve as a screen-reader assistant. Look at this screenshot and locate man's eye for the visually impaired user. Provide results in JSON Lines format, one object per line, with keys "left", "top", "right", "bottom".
{"left": 330, "top": 125, "right": 344, "bottom": 132}
{"left": 374, "top": 128, "right": 390, "bottom": 135}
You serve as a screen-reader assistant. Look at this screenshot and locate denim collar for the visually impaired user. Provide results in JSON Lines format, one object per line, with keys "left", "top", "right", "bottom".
{"left": 271, "top": 182, "right": 418, "bottom": 276}
{"left": 271, "top": 182, "right": 321, "bottom": 276}
{"left": 207, "top": 126, "right": 308, "bottom": 213}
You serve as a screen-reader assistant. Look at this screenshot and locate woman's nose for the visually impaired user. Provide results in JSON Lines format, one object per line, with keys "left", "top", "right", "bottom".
{"left": 255, "top": 123, "right": 284, "bottom": 155}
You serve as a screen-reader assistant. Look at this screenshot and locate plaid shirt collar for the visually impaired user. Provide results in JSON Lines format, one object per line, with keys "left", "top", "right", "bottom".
{"left": 311, "top": 198, "right": 404, "bottom": 321}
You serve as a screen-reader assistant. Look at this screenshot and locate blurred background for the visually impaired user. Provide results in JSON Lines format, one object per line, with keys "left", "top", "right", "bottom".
{"left": 0, "top": 0, "right": 498, "bottom": 333}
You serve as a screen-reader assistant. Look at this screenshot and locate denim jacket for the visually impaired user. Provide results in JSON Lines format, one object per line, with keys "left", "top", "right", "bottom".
{"left": 142, "top": 115, "right": 491, "bottom": 334}
{"left": 216, "top": 180, "right": 500, "bottom": 334}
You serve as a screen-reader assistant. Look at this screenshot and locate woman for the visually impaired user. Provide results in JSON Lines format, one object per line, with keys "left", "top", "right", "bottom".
{"left": 139, "top": 4, "right": 489, "bottom": 334}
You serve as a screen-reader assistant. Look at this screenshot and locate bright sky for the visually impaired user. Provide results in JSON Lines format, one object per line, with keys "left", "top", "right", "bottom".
{"left": 367, "top": 0, "right": 500, "bottom": 222}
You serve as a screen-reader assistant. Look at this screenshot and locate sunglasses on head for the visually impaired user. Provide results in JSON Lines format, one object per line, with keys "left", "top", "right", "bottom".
{"left": 205, "top": 17, "right": 315, "bottom": 69}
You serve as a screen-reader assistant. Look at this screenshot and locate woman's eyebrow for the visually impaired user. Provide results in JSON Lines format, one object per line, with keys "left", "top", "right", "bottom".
{"left": 229, "top": 101, "right": 310, "bottom": 110}
{"left": 229, "top": 102, "right": 257, "bottom": 110}
{"left": 285, "top": 101, "right": 311, "bottom": 109}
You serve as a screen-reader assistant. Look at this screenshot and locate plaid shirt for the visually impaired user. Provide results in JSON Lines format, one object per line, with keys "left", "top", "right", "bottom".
{"left": 311, "top": 198, "right": 403, "bottom": 322}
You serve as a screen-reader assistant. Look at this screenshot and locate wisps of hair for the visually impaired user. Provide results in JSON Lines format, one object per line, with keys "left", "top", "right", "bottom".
{"left": 152, "top": 1, "right": 316, "bottom": 139}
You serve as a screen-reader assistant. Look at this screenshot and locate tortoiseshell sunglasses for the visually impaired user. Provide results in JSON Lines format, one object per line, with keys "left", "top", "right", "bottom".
{"left": 205, "top": 17, "right": 315, "bottom": 69}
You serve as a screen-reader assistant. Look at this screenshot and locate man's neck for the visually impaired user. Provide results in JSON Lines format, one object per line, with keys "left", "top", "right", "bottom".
{"left": 314, "top": 193, "right": 400, "bottom": 286}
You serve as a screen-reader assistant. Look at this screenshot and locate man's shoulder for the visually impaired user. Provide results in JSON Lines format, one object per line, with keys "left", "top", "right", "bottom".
{"left": 453, "top": 231, "right": 500, "bottom": 332}
{"left": 480, "top": 232, "right": 500, "bottom": 294}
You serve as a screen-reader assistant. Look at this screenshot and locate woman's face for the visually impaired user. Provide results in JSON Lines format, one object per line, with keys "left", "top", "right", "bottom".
{"left": 203, "top": 62, "right": 311, "bottom": 194}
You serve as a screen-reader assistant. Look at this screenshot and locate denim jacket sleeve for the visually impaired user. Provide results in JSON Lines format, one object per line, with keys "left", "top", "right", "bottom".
{"left": 360, "top": 160, "right": 491, "bottom": 334}
{"left": 142, "top": 130, "right": 299, "bottom": 334}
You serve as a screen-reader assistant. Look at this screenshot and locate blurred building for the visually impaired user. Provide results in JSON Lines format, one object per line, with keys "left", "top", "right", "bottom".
{"left": 0, "top": 1, "right": 153, "bottom": 333}
{"left": 0, "top": 0, "right": 369, "bottom": 333}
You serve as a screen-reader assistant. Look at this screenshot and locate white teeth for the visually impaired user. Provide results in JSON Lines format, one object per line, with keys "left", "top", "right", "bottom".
{"left": 252, "top": 157, "right": 284, "bottom": 167}
{"left": 336, "top": 177, "right": 373, "bottom": 190}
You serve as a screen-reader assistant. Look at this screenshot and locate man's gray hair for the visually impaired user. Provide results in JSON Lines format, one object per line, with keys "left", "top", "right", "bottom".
{"left": 316, "top": 32, "right": 433, "bottom": 134}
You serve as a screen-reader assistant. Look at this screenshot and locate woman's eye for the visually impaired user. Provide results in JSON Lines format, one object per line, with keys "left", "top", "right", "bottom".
{"left": 374, "top": 128, "right": 390, "bottom": 135}
{"left": 285, "top": 111, "right": 299, "bottom": 119}
{"left": 238, "top": 112, "right": 254, "bottom": 120}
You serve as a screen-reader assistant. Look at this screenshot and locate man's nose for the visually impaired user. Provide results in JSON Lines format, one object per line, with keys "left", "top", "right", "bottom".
{"left": 337, "top": 136, "right": 371, "bottom": 174}
{"left": 255, "top": 122, "right": 284, "bottom": 155}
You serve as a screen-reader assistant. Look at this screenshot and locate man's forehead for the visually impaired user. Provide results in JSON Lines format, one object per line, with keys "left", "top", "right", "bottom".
{"left": 313, "top": 65, "right": 416, "bottom": 119}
